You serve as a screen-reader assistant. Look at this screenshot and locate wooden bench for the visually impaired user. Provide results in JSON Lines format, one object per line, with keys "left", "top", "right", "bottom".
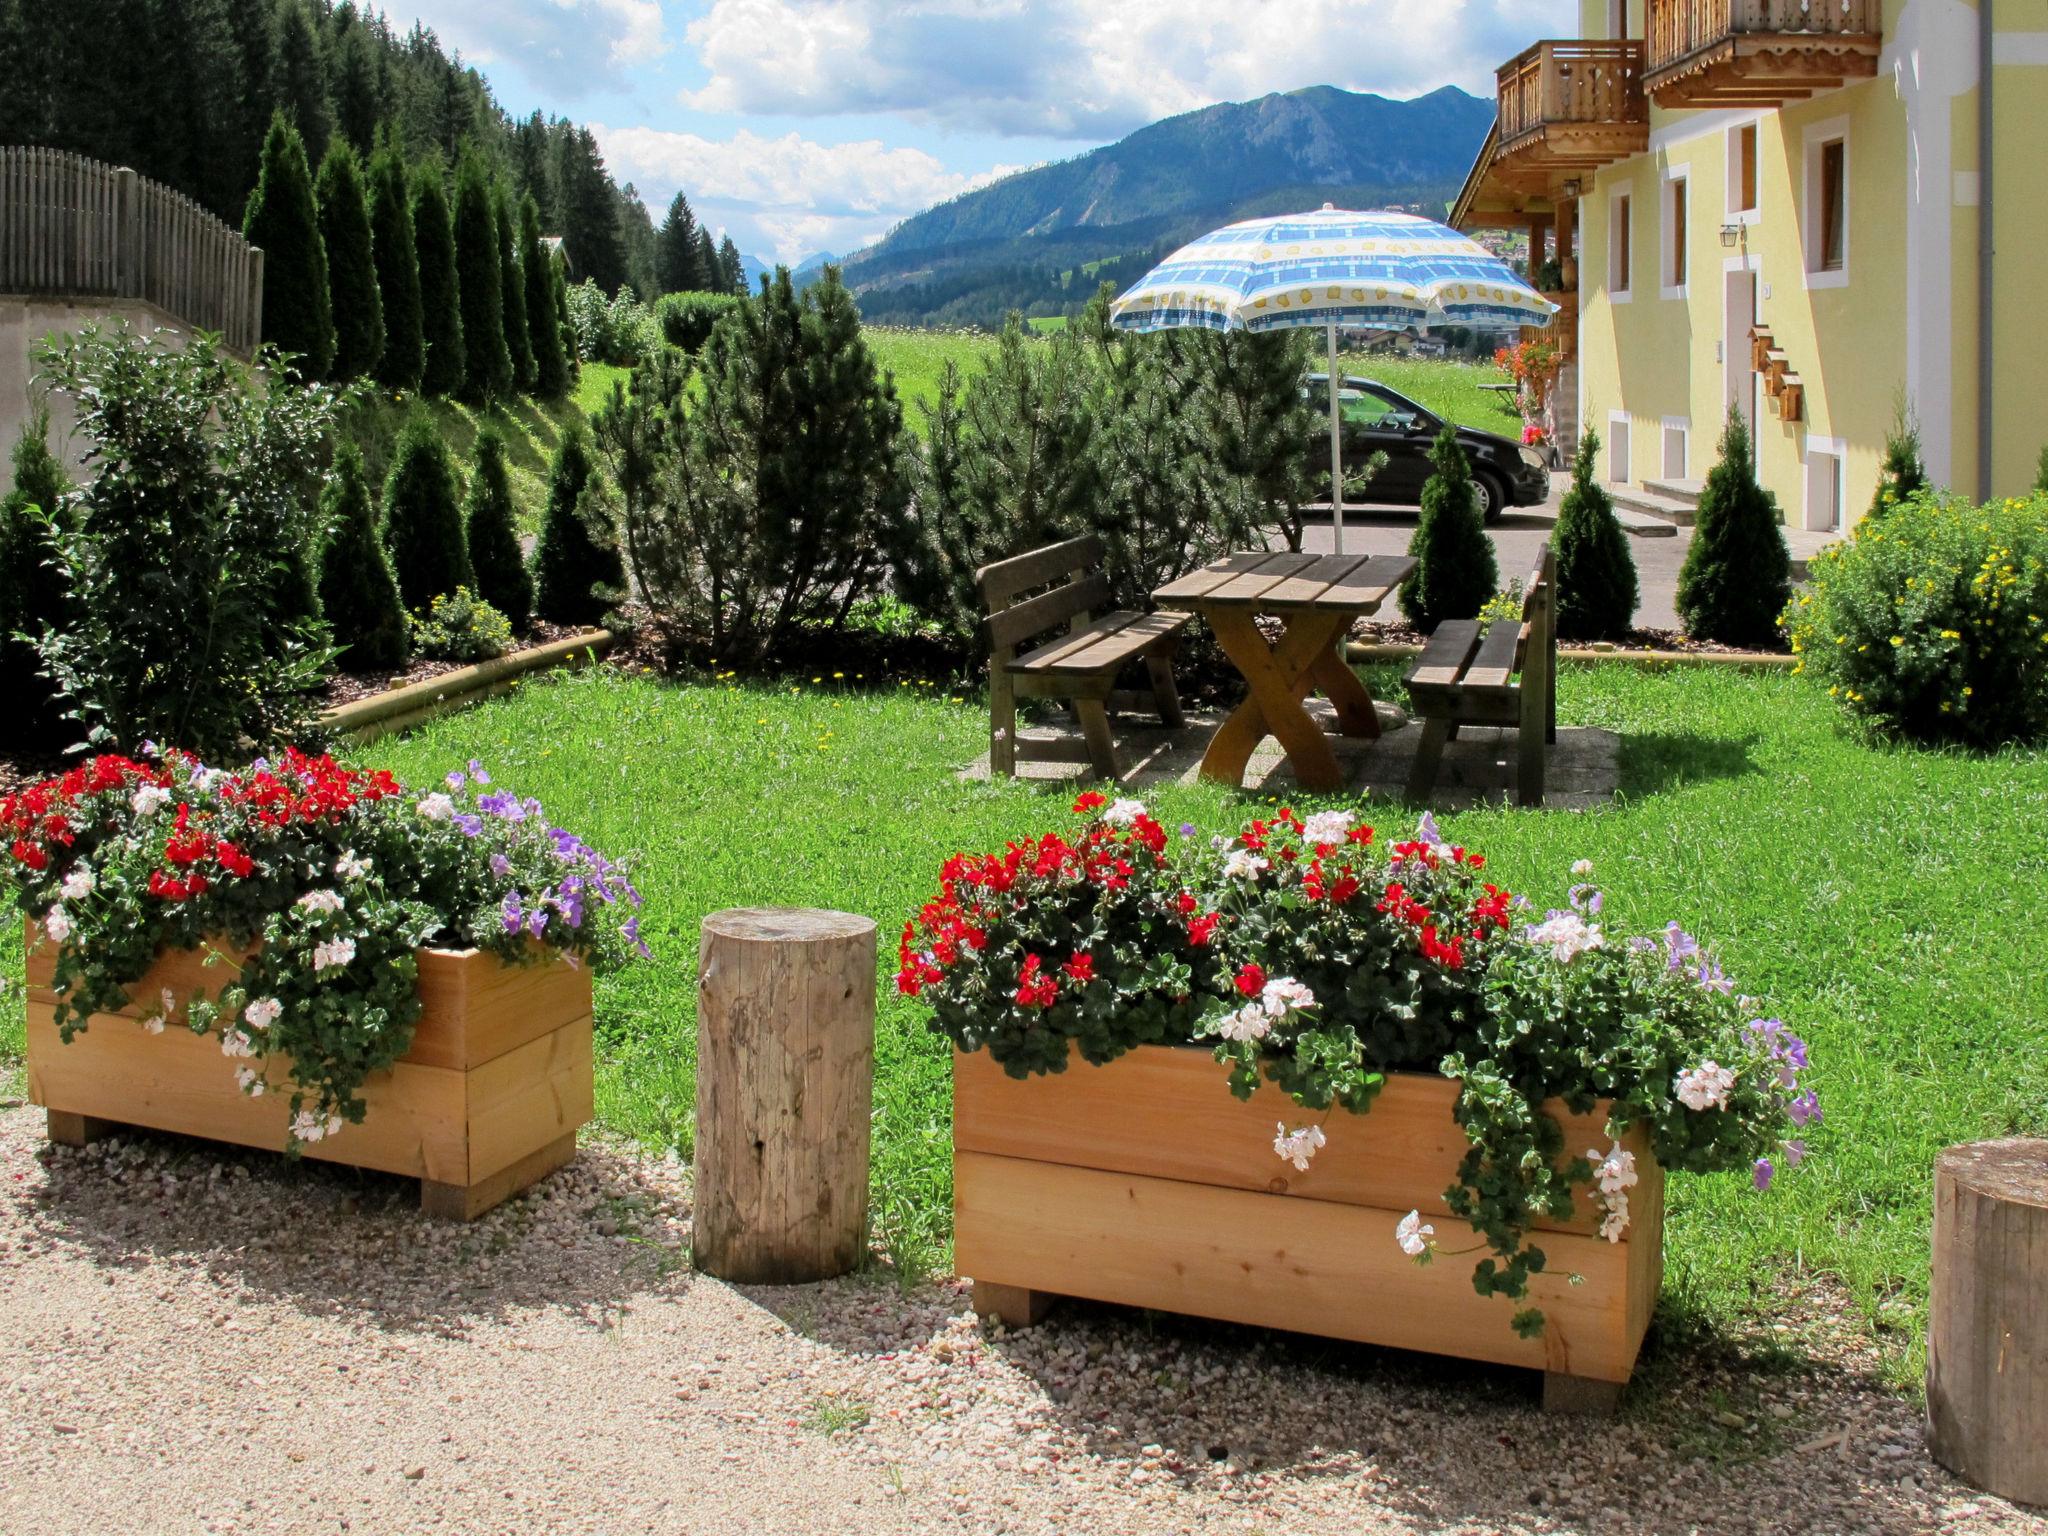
{"left": 1403, "top": 545, "right": 1557, "bottom": 806}
{"left": 979, "top": 536, "right": 1192, "bottom": 781}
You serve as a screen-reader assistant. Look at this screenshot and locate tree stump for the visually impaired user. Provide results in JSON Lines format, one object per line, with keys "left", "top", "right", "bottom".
{"left": 693, "top": 908, "right": 875, "bottom": 1284}
{"left": 1927, "top": 1138, "right": 2048, "bottom": 1506}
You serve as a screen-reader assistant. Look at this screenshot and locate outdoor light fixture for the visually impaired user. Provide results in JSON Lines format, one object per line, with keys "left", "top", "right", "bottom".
{"left": 1561, "top": 178, "right": 1581, "bottom": 198}
{"left": 1720, "top": 222, "right": 1743, "bottom": 248}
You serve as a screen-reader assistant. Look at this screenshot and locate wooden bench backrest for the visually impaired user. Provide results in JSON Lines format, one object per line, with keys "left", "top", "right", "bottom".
{"left": 977, "top": 535, "right": 1110, "bottom": 657}
{"left": 1518, "top": 544, "right": 1556, "bottom": 734}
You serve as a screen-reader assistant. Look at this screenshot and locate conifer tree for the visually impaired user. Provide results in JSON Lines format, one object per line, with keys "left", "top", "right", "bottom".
{"left": 316, "top": 439, "right": 408, "bottom": 670}
{"left": 495, "top": 184, "right": 535, "bottom": 394}
{"left": 453, "top": 147, "right": 513, "bottom": 402}
{"left": 367, "top": 140, "right": 423, "bottom": 391}
{"left": 551, "top": 247, "right": 579, "bottom": 379}
{"left": 1676, "top": 406, "right": 1792, "bottom": 646}
{"left": 1868, "top": 408, "right": 1929, "bottom": 519}
{"left": 520, "top": 194, "right": 570, "bottom": 396}
{"left": 1550, "top": 430, "right": 1638, "bottom": 640}
{"left": 314, "top": 139, "right": 384, "bottom": 382}
{"left": 411, "top": 162, "right": 464, "bottom": 396}
{"left": 717, "top": 234, "right": 745, "bottom": 295}
{"left": 531, "top": 427, "right": 623, "bottom": 625}
{"left": 656, "top": 192, "right": 704, "bottom": 292}
{"left": 0, "top": 411, "right": 74, "bottom": 748}
{"left": 381, "top": 412, "right": 473, "bottom": 610}
{"left": 243, "top": 111, "right": 334, "bottom": 380}
{"left": 463, "top": 428, "right": 533, "bottom": 630}
{"left": 269, "top": 0, "right": 332, "bottom": 161}
{"left": 1399, "top": 425, "right": 1498, "bottom": 631}
{"left": 695, "top": 227, "right": 721, "bottom": 294}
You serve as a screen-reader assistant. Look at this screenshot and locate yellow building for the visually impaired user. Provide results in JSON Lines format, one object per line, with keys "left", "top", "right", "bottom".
{"left": 1455, "top": 0, "right": 2048, "bottom": 532}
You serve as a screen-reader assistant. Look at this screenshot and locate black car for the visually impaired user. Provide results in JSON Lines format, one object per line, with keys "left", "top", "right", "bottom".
{"left": 1304, "top": 374, "right": 1550, "bottom": 523}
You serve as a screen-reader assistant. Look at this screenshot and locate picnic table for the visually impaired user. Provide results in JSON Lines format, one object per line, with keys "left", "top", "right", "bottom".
{"left": 1153, "top": 550, "right": 1415, "bottom": 793}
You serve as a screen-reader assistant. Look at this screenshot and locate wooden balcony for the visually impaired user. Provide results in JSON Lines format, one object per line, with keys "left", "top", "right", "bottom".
{"left": 1492, "top": 40, "right": 1650, "bottom": 195}
{"left": 1645, "top": 0, "right": 1882, "bottom": 107}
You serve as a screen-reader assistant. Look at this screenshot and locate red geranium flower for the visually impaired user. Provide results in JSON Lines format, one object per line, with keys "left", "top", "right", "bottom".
{"left": 1062, "top": 953, "right": 1095, "bottom": 984}
{"left": 1235, "top": 961, "right": 1266, "bottom": 998}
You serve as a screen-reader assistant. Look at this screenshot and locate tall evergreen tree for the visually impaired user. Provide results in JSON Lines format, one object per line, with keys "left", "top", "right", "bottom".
{"left": 1676, "top": 407, "right": 1792, "bottom": 646}
{"left": 411, "top": 160, "right": 464, "bottom": 396}
{"left": 317, "top": 438, "right": 408, "bottom": 670}
{"left": 1869, "top": 407, "right": 1929, "bottom": 519}
{"left": 617, "top": 182, "right": 659, "bottom": 298}
{"left": 695, "top": 227, "right": 721, "bottom": 295}
{"left": 0, "top": 410, "right": 74, "bottom": 748}
{"left": 1399, "top": 425, "right": 1498, "bottom": 631}
{"left": 453, "top": 146, "right": 512, "bottom": 402}
{"left": 656, "top": 191, "right": 705, "bottom": 292}
{"left": 463, "top": 429, "right": 533, "bottom": 630}
{"left": 381, "top": 412, "right": 472, "bottom": 610}
{"left": 520, "top": 193, "right": 570, "bottom": 396}
{"left": 550, "top": 244, "right": 578, "bottom": 380}
{"left": 243, "top": 111, "right": 335, "bottom": 380}
{"left": 551, "top": 126, "right": 627, "bottom": 294}
{"left": 531, "top": 428, "right": 622, "bottom": 625}
{"left": 326, "top": 1, "right": 385, "bottom": 155}
{"left": 495, "top": 184, "right": 536, "bottom": 393}
{"left": 314, "top": 139, "right": 384, "bottom": 382}
{"left": 1550, "top": 430, "right": 1638, "bottom": 641}
{"left": 717, "top": 234, "right": 745, "bottom": 296}
{"left": 269, "top": 0, "right": 331, "bottom": 160}
{"left": 367, "top": 140, "right": 423, "bottom": 390}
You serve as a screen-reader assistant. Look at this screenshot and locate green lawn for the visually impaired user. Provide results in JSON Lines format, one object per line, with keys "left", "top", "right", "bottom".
{"left": 864, "top": 329, "right": 1003, "bottom": 434}
{"left": 1339, "top": 350, "right": 1526, "bottom": 436}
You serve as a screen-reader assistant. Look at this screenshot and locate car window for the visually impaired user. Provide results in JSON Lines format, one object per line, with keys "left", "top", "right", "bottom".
{"left": 1337, "top": 391, "right": 1399, "bottom": 429}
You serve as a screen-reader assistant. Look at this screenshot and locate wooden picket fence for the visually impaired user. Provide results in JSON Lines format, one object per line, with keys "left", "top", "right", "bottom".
{"left": 0, "top": 147, "right": 263, "bottom": 352}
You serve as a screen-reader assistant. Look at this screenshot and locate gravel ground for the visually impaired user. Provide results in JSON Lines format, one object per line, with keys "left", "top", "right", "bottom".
{"left": 2, "top": 1103, "right": 2042, "bottom": 1536}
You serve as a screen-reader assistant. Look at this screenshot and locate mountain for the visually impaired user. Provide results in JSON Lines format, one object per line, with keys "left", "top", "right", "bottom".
{"left": 792, "top": 251, "right": 839, "bottom": 284}
{"left": 842, "top": 84, "right": 1495, "bottom": 328}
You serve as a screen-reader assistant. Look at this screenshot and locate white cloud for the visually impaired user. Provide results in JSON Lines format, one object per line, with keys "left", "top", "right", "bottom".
{"left": 681, "top": 0, "right": 1575, "bottom": 138}
{"left": 396, "top": 0, "right": 669, "bottom": 94}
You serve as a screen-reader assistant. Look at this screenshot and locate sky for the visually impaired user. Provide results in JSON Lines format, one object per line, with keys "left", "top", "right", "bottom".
{"left": 385, "top": 0, "right": 1577, "bottom": 266}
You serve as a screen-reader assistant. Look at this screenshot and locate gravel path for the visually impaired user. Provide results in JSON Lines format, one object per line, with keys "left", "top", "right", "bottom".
{"left": 2, "top": 1103, "right": 2042, "bottom": 1536}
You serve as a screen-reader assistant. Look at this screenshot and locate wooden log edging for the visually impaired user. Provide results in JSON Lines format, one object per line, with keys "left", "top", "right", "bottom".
{"left": 320, "top": 629, "right": 614, "bottom": 742}
{"left": 1346, "top": 641, "right": 1798, "bottom": 670}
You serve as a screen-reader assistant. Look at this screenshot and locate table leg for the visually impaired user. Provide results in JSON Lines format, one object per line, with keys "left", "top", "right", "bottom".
{"left": 1309, "top": 642, "right": 1381, "bottom": 739}
{"left": 1201, "top": 611, "right": 1347, "bottom": 792}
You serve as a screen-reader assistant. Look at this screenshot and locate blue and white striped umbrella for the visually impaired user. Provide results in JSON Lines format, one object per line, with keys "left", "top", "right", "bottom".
{"left": 1110, "top": 206, "right": 1556, "bottom": 553}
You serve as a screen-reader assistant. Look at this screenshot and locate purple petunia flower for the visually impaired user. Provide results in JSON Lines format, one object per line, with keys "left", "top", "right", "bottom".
{"left": 490, "top": 853, "right": 513, "bottom": 879}
{"left": 455, "top": 814, "right": 484, "bottom": 838}
{"left": 467, "top": 760, "right": 491, "bottom": 785}
{"left": 1752, "top": 1158, "right": 1775, "bottom": 1192}
{"left": 500, "top": 892, "right": 525, "bottom": 935}
{"left": 622, "top": 915, "right": 651, "bottom": 959}
{"left": 1788, "top": 1091, "right": 1822, "bottom": 1127}
{"left": 525, "top": 907, "right": 548, "bottom": 939}
{"left": 1179, "top": 822, "right": 1197, "bottom": 838}
{"left": 446, "top": 770, "right": 466, "bottom": 790}
{"left": 1568, "top": 883, "right": 1604, "bottom": 916}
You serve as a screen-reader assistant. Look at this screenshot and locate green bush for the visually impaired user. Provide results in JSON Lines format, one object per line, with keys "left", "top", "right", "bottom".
{"left": 367, "top": 142, "right": 424, "bottom": 392}
{"left": 1399, "top": 425, "right": 1498, "bottom": 631}
{"left": 381, "top": 414, "right": 473, "bottom": 611}
{"left": 565, "top": 280, "right": 652, "bottom": 366}
{"left": 1550, "top": 429, "right": 1638, "bottom": 640}
{"left": 1868, "top": 411, "right": 1928, "bottom": 520}
{"left": 410, "top": 586, "right": 512, "bottom": 662}
{"left": 531, "top": 427, "right": 623, "bottom": 626}
{"left": 314, "top": 140, "right": 384, "bottom": 383}
{"left": 1677, "top": 408, "right": 1791, "bottom": 646}
{"left": 654, "top": 291, "right": 740, "bottom": 353}
{"left": 1786, "top": 489, "right": 2048, "bottom": 748}
{"left": 463, "top": 428, "right": 533, "bottom": 631}
{"left": 317, "top": 439, "right": 408, "bottom": 672}
{"left": 453, "top": 148, "right": 512, "bottom": 404}
{"left": 242, "top": 112, "right": 334, "bottom": 381}
{"left": 0, "top": 410, "right": 74, "bottom": 749}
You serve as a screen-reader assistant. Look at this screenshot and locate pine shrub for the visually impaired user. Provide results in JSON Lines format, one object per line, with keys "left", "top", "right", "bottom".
{"left": 367, "top": 142, "right": 424, "bottom": 392}
{"left": 453, "top": 148, "right": 512, "bottom": 403}
{"left": 314, "top": 140, "right": 383, "bottom": 382}
{"left": 1676, "top": 407, "right": 1792, "bottom": 646}
{"left": 531, "top": 427, "right": 623, "bottom": 626}
{"left": 495, "top": 185, "right": 535, "bottom": 394}
{"left": 520, "top": 195, "right": 570, "bottom": 397}
{"left": 655, "top": 291, "right": 741, "bottom": 353}
{"left": 1399, "top": 425, "right": 1498, "bottom": 631}
{"left": 1550, "top": 430, "right": 1638, "bottom": 640}
{"left": 463, "top": 428, "right": 532, "bottom": 631}
{"left": 411, "top": 164, "right": 464, "bottom": 397}
{"left": 380, "top": 413, "right": 473, "bottom": 611}
{"left": 0, "top": 412, "right": 74, "bottom": 748}
{"left": 242, "top": 112, "right": 334, "bottom": 380}
{"left": 1868, "top": 412, "right": 1929, "bottom": 520}
{"left": 316, "top": 439, "right": 408, "bottom": 671}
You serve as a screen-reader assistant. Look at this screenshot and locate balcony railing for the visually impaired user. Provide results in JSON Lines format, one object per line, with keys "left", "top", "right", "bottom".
{"left": 1646, "top": 0, "right": 1883, "bottom": 98}
{"left": 1497, "top": 39, "right": 1648, "bottom": 149}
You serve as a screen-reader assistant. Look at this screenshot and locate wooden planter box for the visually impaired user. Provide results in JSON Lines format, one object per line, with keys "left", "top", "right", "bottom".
{"left": 954, "top": 1045, "right": 1664, "bottom": 1409}
{"left": 25, "top": 930, "right": 594, "bottom": 1219}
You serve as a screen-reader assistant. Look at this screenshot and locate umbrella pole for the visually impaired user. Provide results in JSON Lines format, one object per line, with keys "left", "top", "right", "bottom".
{"left": 1327, "top": 322, "right": 1344, "bottom": 556}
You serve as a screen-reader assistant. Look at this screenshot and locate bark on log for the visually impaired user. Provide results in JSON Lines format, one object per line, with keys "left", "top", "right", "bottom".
{"left": 693, "top": 908, "right": 875, "bottom": 1284}
{"left": 1927, "top": 1138, "right": 2048, "bottom": 1506}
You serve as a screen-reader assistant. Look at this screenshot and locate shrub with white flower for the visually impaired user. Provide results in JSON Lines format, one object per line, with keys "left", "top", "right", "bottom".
{"left": 1396, "top": 1209, "right": 1437, "bottom": 1259}
{"left": 1274, "top": 1122, "right": 1327, "bottom": 1171}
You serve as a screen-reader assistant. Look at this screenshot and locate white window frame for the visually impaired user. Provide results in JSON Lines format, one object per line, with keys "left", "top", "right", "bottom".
{"left": 1608, "top": 183, "right": 1634, "bottom": 304}
{"left": 1661, "top": 167, "right": 1690, "bottom": 300}
{"left": 1725, "top": 118, "right": 1763, "bottom": 223}
{"left": 1804, "top": 435, "right": 1847, "bottom": 531}
{"left": 1661, "top": 416, "right": 1690, "bottom": 480}
{"left": 1608, "top": 411, "right": 1633, "bottom": 484}
{"left": 1802, "top": 116, "right": 1850, "bottom": 290}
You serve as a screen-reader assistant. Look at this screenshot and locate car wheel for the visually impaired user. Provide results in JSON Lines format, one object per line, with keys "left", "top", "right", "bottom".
{"left": 1474, "top": 472, "right": 1505, "bottom": 523}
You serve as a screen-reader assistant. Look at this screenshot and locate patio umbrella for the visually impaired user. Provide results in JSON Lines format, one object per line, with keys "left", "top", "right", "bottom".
{"left": 1108, "top": 206, "right": 1557, "bottom": 554}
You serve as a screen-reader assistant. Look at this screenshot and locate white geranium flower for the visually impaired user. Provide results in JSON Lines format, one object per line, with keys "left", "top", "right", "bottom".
{"left": 416, "top": 793, "right": 456, "bottom": 821}
{"left": 1599, "top": 1200, "right": 1631, "bottom": 1243}
{"left": 41, "top": 906, "right": 71, "bottom": 944}
{"left": 1675, "top": 1061, "right": 1736, "bottom": 1112}
{"left": 235, "top": 1067, "right": 265, "bottom": 1097}
{"left": 1395, "top": 1209, "right": 1437, "bottom": 1258}
{"left": 60, "top": 865, "right": 94, "bottom": 901}
{"left": 1299, "top": 810, "right": 1352, "bottom": 847}
{"left": 243, "top": 997, "right": 283, "bottom": 1032}
{"left": 1585, "top": 1143, "right": 1638, "bottom": 1243}
{"left": 130, "top": 784, "right": 171, "bottom": 816}
{"left": 1259, "top": 976, "right": 1317, "bottom": 1019}
{"left": 141, "top": 1013, "right": 166, "bottom": 1035}
{"left": 311, "top": 937, "right": 357, "bottom": 973}
{"left": 1273, "top": 1122, "right": 1327, "bottom": 1171}
{"left": 334, "top": 850, "right": 372, "bottom": 881}
{"left": 1212, "top": 1004, "right": 1272, "bottom": 1043}
{"left": 1523, "top": 910, "right": 1604, "bottom": 964}
{"left": 160, "top": 987, "right": 175, "bottom": 1014}
{"left": 1223, "top": 849, "right": 1269, "bottom": 881}
{"left": 1102, "top": 798, "right": 1148, "bottom": 827}
{"left": 290, "top": 1109, "right": 343, "bottom": 1142}
{"left": 219, "top": 1028, "right": 257, "bottom": 1059}
{"left": 297, "top": 889, "right": 346, "bottom": 915}
{"left": 1571, "top": 859, "right": 1595, "bottom": 876}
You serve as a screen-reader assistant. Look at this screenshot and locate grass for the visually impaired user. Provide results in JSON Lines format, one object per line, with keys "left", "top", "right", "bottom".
{"left": 864, "top": 329, "right": 1002, "bottom": 432}
{"left": 344, "top": 660, "right": 2048, "bottom": 1379}
{"left": 1337, "top": 350, "right": 1525, "bottom": 436}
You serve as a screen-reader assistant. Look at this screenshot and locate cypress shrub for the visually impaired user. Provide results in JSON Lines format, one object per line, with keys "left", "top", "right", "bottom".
{"left": 368, "top": 142, "right": 424, "bottom": 392}
{"left": 317, "top": 439, "right": 408, "bottom": 670}
{"left": 1399, "top": 425, "right": 1498, "bottom": 631}
{"left": 520, "top": 194, "right": 569, "bottom": 397}
{"left": 463, "top": 428, "right": 533, "bottom": 631}
{"left": 551, "top": 251, "right": 578, "bottom": 381}
{"left": 1868, "top": 411, "right": 1929, "bottom": 520}
{"left": 531, "top": 428, "right": 623, "bottom": 626}
{"left": 1676, "top": 407, "right": 1792, "bottom": 646}
{"left": 1550, "top": 429, "right": 1638, "bottom": 640}
{"left": 242, "top": 111, "right": 334, "bottom": 380}
{"left": 0, "top": 411, "right": 73, "bottom": 748}
{"left": 495, "top": 185, "right": 535, "bottom": 394}
{"left": 381, "top": 413, "right": 473, "bottom": 611}
{"left": 453, "top": 148, "right": 512, "bottom": 403}
{"left": 314, "top": 139, "right": 384, "bottom": 383}
{"left": 411, "top": 164, "right": 464, "bottom": 397}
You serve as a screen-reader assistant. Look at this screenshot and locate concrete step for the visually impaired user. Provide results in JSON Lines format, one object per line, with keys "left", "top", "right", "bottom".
{"left": 1643, "top": 477, "right": 1704, "bottom": 508}
{"left": 1610, "top": 485, "right": 1695, "bottom": 530}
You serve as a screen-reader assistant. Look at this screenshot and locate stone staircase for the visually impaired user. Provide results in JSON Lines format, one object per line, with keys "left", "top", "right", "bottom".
{"left": 1611, "top": 477, "right": 1703, "bottom": 527}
